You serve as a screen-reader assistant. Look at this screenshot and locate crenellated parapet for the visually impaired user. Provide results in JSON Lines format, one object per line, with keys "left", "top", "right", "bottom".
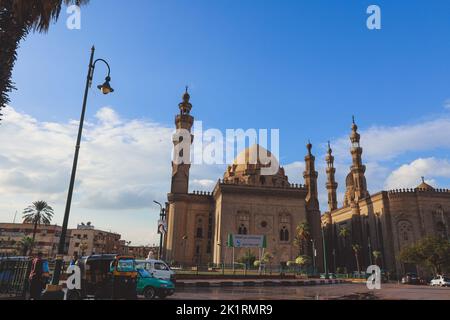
{"left": 190, "top": 191, "right": 214, "bottom": 196}
{"left": 388, "top": 188, "right": 450, "bottom": 198}
{"left": 217, "top": 178, "right": 306, "bottom": 190}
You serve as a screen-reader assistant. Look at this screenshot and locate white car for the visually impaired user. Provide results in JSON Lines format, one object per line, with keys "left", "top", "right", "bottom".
{"left": 135, "top": 259, "right": 176, "bottom": 282}
{"left": 430, "top": 275, "right": 450, "bottom": 287}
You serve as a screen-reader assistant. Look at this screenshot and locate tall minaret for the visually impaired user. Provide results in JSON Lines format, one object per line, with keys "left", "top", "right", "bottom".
{"left": 304, "top": 141, "right": 319, "bottom": 210}
{"left": 303, "top": 142, "right": 323, "bottom": 270}
{"left": 326, "top": 142, "right": 338, "bottom": 212}
{"left": 349, "top": 117, "right": 369, "bottom": 201}
{"left": 170, "top": 87, "right": 194, "bottom": 194}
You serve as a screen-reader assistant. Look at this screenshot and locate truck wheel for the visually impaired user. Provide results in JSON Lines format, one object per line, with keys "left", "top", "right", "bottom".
{"left": 144, "top": 287, "right": 156, "bottom": 300}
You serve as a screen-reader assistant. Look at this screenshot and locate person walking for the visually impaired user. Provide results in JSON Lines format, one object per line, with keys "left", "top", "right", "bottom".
{"left": 29, "top": 252, "right": 45, "bottom": 300}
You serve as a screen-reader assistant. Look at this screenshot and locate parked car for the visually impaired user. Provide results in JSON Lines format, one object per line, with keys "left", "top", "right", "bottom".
{"left": 401, "top": 273, "right": 420, "bottom": 285}
{"left": 430, "top": 275, "right": 450, "bottom": 287}
{"left": 135, "top": 259, "right": 176, "bottom": 282}
{"left": 136, "top": 268, "right": 175, "bottom": 299}
{"left": 320, "top": 273, "right": 337, "bottom": 279}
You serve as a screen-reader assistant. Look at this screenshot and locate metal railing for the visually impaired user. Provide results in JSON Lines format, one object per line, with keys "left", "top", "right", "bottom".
{"left": 171, "top": 263, "right": 318, "bottom": 278}
{"left": 0, "top": 258, "right": 31, "bottom": 299}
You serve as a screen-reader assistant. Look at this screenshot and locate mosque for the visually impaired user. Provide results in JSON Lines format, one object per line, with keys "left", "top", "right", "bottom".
{"left": 164, "top": 90, "right": 450, "bottom": 277}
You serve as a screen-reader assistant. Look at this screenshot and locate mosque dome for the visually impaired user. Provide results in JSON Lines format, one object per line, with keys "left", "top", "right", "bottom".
{"left": 223, "top": 144, "right": 289, "bottom": 187}
{"left": 417, "top": 177, "right": 435, "bottom": 191}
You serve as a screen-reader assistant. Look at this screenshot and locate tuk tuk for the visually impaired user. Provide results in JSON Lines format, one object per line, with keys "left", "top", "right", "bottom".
{"left": 66, "top": 254, "right": 138, "bottom": 300}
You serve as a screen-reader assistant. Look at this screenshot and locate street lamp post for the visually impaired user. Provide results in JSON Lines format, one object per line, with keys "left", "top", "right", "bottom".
{"left": 332, "top": 249, "right": 336, "bottom": 273}
{"left": 44, "top": 47, "right": 114, "bottom": 299}
{"left": 310, "top": 239, "right": 316, "bottom": 275}
{"left": 321, "top": 225, "right": 329, "bottom": 279}
{"left": 153, "top": 201, "right": 167, "bottom": 260}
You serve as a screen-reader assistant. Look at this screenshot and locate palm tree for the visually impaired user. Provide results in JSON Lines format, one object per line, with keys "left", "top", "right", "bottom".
{"left": 352, "top": 244, "right": 361, "bottom": 274}
{"left": 23, "top": 201, "right": 54, "bottom": 255}
{"left": 293, "top": 222, "right": 311, "bottom": 256}
{"left": 337, "top": 226, "right": 350, "bottom": 270}
{"left": 372, "top": 250, "right": 382, "bottom": 267}
{"left": 338, "top": 226, "right": 350, "bottom": 245}
{"left": 0, "top": 0, "right": 90, "bottom": 121}
{"left": 17, "top": 236, "right": 34, "bottom": 256}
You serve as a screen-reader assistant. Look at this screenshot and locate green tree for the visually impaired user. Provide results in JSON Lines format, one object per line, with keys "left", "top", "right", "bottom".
{"left": 17, "top": 236, "right": 34, "bottom": 256}
{"left": 352, "top": 244, "right": 361, "bottom": 274}
{"left": 372, "top": 250, "right": 382, "bottom": 266}
{"left": 237, "top": 250, "right": 256, "bottom": 268}
{"left": 23, "top": 200, "right": 54, "bottom": 255}
{"left": 0, "top": 0, "right": 90, "bottom": 121}
{"left": 293, "top": 222, "right": 311, "bottom": 256}
{"left": 399, "top": 236, "right": 450, "bottom": 275}
{"left": 295, "top": 255, "right": 311, "bottom": 274}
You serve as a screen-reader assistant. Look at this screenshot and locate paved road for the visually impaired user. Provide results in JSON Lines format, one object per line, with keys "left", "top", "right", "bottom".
{"left": 170, "top": 283, "right": 450, "bottom": 300}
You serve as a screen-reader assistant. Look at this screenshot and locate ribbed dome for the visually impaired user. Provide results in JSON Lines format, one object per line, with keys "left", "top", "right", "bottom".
{"left": 233, "top": 144, "right": 275, "bottom": 166}
{"left": 223, "top": 144, "right": 288, "bottom": 187}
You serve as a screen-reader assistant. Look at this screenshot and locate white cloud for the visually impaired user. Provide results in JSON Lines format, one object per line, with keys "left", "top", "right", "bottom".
{"left": 327, "top": 116, "right": 450, "bottom": 200}
{"left": 284, "top": 161, "right": 305, "bottom": 184}
{"left": 0, "top": 106, "right": 174, "bottom": 245}
{"left": 191, "top": 179, "right": 216, "bottom": 190}
{"left": 332, "top": 117, "right": 450, "bottom": 161}
{"left": 385, "top": 158, "right": 450, "bottom": 189}
{"left": 95, "top": 107, "right": 121, "bottom": 126}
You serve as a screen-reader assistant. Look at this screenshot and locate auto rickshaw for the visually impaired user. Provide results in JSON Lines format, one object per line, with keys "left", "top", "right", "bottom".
{"left": 66, "top": 254, "right": 138, "bottom": 300}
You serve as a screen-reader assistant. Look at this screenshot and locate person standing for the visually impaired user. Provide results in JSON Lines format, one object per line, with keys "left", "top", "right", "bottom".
{"left": 29, "top": 252, "right": 44, "bottom": 300}
{"left": 69, "top": 253, "right": 79, "bottom": 266}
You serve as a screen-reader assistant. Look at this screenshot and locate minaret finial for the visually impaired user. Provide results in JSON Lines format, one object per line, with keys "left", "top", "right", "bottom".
{"left": 179, "top": 87, "right": 192, "bottom": 114}
{"left": 352, "top": 115, "right": 356, "bottom": 124}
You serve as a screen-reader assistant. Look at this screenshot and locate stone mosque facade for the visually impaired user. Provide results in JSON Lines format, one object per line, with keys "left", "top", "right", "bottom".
{"left": 322, "top": 120, "right": 450, "bottom": 277}
{"left": 164, "top": 90, "right": 323, "bottom": 267}
{"left": 164, "top": 90, "right": 450, "bottom": 276}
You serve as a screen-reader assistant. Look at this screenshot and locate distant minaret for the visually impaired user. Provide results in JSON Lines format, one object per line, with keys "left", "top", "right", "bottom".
{"left": 303, "top": 142, "right": 324, "bottom": 271}
{"left": 170, "top": 87, "right": 194, "bottom": 194}
{"left": 304, "top": 141, "right": 319, "bottom": 210}
{"left": 349, "top": 117, "right": 369, "bottom": 201}
{"left": 326, "top": 142, "right": 338, "bottom": 212}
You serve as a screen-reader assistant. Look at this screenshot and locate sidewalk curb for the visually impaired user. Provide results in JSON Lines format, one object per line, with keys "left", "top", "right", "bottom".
{"left": 177, "top": 279, "right": 347, "bottom": 288}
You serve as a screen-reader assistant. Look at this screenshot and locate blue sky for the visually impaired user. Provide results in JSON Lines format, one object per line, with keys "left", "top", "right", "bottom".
{"left": 2, "top": 0, "right": 450, "bottom": 244}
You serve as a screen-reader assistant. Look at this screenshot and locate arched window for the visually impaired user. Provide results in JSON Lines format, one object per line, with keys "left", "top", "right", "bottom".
{"left": 397, "top": 220, "right": 414, "bottom": 249}
{"left": 280, "top": 226, "right": 289, "bottom": 242}
{"left": 196, "top": 227, "right": 203, "bottom": 238}
{"left": 238, "top": 224, "right": 248, "bottom": 235}
{"left": 436, "top": 222, "right": 448, "bottom": 239}
{"left": 195, "top": 217, "right": 204, "bottom": 238}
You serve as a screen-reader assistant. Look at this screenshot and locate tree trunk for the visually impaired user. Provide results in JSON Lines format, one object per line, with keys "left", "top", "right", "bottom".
{"left": 0, "top": 0, "right": 29, "bottom": 115}
{"left": 30, "top": 218, "right": 39, "bottom": 255}
{"left": 355, "top": 253, "right": 361, "bottom": 274}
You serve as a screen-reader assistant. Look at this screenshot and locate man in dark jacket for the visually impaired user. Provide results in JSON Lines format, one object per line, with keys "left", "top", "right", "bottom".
{"left": 29, "top": 252, "right": 44, "bottom": 300}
